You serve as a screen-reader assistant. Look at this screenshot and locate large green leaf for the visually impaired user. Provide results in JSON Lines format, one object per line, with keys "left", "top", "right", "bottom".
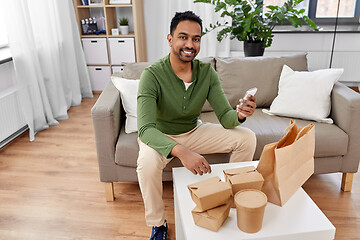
{"left": 215, "top": 2, "right": 226, "bottom": 12}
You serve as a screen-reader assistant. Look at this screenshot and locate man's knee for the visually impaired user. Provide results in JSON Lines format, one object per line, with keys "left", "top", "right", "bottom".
{"left": 243, "top": 127, "right": 257, "bottom": 147}
{"left": 234, "top": 127, "right": 257, "bottom": 150}
{"left": 137, "top": 145, "right": 165, "bottom": 177}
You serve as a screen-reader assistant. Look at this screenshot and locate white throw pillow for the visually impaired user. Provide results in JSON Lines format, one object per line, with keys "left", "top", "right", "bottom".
{"left": 111, "top": 76, "right": 139, "bottom": 133}
{"left": 263, "top": 65, "right": 344, "bottom": 124}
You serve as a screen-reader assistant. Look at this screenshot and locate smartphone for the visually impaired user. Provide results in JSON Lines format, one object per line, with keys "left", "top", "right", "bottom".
{"left": 239, "top": 87, "right": 257, "bottom": 106}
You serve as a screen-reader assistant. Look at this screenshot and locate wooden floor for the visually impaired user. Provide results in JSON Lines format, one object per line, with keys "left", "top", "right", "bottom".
{"left": 0, "top": 93, "right": 359, "bottom": 240}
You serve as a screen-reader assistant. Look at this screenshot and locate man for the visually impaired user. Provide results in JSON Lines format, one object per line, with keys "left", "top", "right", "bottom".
{"left": 137, "top": 11, "right": 257, "bottom": 240}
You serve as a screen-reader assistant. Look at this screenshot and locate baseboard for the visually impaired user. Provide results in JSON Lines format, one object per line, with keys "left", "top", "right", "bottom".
{"left": 0, "top": 125, "right": 28, "bottom": 149}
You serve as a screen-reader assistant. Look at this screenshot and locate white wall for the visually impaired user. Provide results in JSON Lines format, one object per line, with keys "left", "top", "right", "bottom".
{"left": 0, "top": 61, "right": 15, "bottom": 92}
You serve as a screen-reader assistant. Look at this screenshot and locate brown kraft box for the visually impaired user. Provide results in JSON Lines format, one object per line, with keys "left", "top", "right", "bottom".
{"left": 191, "top": 201, "right": 231, "bottom": 232}
{"left": 223, "top": 166, "right": 264, "bottom": 207}
{"left": 187, "top": 176, "right": 232, "bottom": 212}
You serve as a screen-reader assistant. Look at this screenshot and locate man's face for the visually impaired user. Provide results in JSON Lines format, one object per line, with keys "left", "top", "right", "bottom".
{"left": 167, "top": 20, "right": 201, "bottom": 62}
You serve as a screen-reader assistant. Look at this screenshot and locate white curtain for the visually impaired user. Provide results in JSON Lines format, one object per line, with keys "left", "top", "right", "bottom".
{"left": 144, "top": 0, "right": 231, "bottom": 62}
{"left": 1, "top": 0, "right": 92, "bottom": 141}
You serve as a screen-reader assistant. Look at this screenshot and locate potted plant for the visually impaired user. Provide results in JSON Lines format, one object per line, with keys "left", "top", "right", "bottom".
{"left": 194, "top": 0, "right": 319, "bottom": 57}
{"left": 119, "top": 17, "right": 129, "bottom": 35}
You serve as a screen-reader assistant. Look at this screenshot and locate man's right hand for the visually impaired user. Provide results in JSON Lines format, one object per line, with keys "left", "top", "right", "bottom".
{"left": 171, "top": 144, "right": 211, "bottom": 175}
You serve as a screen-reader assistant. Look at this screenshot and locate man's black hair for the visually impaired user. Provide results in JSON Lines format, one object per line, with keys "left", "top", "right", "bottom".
{"left": 170, "top": 11, "right": 202, "bottom": 35}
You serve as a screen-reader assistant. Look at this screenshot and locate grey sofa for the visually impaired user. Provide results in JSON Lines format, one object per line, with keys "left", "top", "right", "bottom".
{"left": 91, "top": 53, "right": 360, "bottom": 201}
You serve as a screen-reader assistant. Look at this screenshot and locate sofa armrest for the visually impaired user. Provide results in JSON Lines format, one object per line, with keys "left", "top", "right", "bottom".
{"left": 91, "top": 80, "right": 122, "bottom": 182}
{"left": 331, "top": 82, "right": 360, "bottom": 172}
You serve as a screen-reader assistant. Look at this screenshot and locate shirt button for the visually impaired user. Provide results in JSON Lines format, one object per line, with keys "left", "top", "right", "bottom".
{"left": 184, "top": 96, "right": 186, "bottom": 99}
{"left": 183, "top": 106, "right": 186, "bottom": 109}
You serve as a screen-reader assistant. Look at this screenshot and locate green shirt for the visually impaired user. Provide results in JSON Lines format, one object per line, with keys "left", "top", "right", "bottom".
{"left": 137, "top": 55, "right": 242, "bottom": 157}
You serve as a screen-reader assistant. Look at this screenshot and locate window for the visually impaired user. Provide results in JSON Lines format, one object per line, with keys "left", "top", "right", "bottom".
{"left": 0, "top": 11, "right": 9, "bottom": 48}
{"left": 309, "top": 0, "right": 360, "bottom": 24}
{"left": 261, "top": 0, "right": 360, "bottom": 25}
{"left": 315, "top": 0, "right": 356, "bottom": 17}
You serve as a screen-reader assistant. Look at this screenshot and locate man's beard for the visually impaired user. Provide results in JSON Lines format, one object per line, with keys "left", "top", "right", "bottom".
{"left": 174, "top": 47, "right": 197, "bottom": 62}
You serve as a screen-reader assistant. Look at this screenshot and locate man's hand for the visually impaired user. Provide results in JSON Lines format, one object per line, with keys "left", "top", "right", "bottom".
{"left": 236, "top": 94, "right": 257, "bottom": 120}
{"left": 171, "top": 144, "right": 211, "bottom": 175}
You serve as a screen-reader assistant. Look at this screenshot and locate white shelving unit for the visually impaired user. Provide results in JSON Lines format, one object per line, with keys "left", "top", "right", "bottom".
{"left": 73, "top": 0, "right": 147, "bottom": 91}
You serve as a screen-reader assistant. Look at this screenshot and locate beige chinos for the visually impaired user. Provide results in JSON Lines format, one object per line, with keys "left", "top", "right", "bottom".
{"left": 136, "top": 122, "right": 256, "bottom": 227}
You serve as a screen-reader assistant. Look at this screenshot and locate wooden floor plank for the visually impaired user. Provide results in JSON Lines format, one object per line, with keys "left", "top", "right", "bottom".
{"left": 0, "top": 93, "right": 359, "bottom": 239}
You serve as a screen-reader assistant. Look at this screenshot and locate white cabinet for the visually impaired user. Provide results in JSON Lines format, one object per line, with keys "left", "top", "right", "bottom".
{"left": 74, "top": 0, "right": 147, "bottom": 90}
{"left": 88, "top": 66, "right": 111, "bottom": 91}
{"left": 108, "top": 38, "right": 136, "bottom": 64}
{"left": 112, "top": 66, "right": 124, "bottom": 73}
{"left": 82, "top": 38, "right": 109, "bottom": 64}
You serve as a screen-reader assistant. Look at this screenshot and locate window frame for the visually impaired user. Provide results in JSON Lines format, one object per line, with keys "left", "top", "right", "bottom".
{"left": 308, "top": 0, "right": 360, "bottom": 24}
{"left": 260, "top": 0, "right": 360, "bottom": 25}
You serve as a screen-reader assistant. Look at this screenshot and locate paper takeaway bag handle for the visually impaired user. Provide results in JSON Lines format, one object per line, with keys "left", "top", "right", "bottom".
{"left": 256, "top": 119, "right": 297, "bottom": 178}
{"left": 257, "top": 119, "right": 315, "bottom": 206}
{"left": 277, "top": 119, "right": 297, "bottom": 148}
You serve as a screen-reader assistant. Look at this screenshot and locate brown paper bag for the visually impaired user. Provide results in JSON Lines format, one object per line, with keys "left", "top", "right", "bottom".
{"left": 257, "top": 119, "right": 315, "bottom": 206}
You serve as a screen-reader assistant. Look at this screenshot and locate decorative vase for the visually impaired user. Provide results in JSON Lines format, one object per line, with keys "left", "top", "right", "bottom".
{"left": 244, "top": 41, "right": 265, "bottom": 57}
{"left": 119, "top": 25, "right": 129, "bottom": 35}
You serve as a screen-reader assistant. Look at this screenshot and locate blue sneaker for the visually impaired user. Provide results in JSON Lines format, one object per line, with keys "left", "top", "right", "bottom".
{"left": 150, "top": 219, "right": 168, "bottom": 240}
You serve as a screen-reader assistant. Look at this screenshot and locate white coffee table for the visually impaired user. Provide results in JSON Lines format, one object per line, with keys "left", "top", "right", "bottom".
{"left": 172, "top": 162, "right": 336, "bottom": 240}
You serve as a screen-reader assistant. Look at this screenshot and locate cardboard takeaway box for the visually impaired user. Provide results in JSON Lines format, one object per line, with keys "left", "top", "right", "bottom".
{"left": 191, "top": 201, "right": 231, "bottom": 232}
{"left": 187, "top": 176, "right": 232, "bottom": 212}
{"left": 223, "top": 166, "right": 264, "bottom": 207}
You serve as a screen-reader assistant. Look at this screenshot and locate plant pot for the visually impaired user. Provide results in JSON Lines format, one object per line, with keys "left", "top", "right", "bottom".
{"left": 119, "top": 25, "right": 129, "bottom": 35}
{"left": 244, "top": 41, "right": 265, "bottom": 57}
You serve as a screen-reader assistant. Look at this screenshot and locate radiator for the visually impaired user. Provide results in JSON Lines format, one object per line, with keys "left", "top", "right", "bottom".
{"left": 331, "top": 52, "right": 360, "bottom": 83}
{"left": 0, "top": 89, "right": 27, "bottom": 145}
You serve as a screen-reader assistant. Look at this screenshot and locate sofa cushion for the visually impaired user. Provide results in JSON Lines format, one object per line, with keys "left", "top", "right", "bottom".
{"left": 115, "top": 126, "right": 139, "bottom": 167}
{"left": 199, "top": 109, "right": 348, "bottom": 160}
{"left": 111, "top": 76, "right": 139, "bottom": 133}
{"left": 263, "top": 65, "right": 343, "bottom": 124}
{"left": 215, "top": 53, "right": 308, "bottom": 108}
{"left": 122, "top": 62, "right": 153, "bottom": 79}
